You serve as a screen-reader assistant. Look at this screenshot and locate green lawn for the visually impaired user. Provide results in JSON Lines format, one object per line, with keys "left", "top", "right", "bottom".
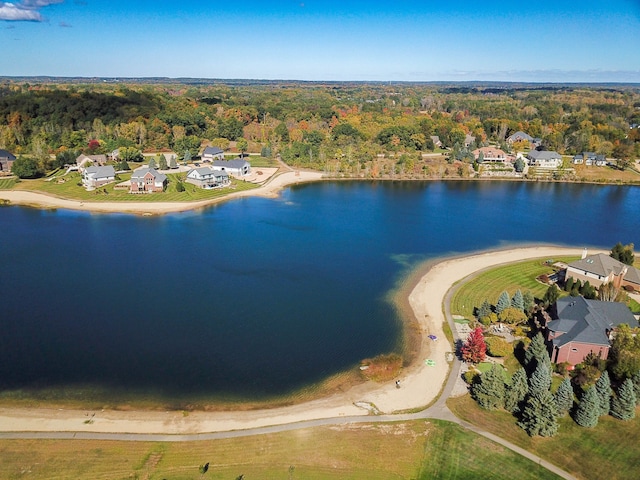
{"left": 11, "top": 171, "right": 259, "bottom": 202}
{"left": 448, "top": 394, "right": 640, "bottom": 480}
{"left": 0, "top": 178, "right": 17, "bottom": 190}
{"left": 451, "top": 257, "right": 579, "bottom": 318}
{"left": 0, "top": 420, "right": 560, "bottom": 480}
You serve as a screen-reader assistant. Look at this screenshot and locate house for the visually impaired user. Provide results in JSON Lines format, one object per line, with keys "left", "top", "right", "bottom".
{"left": 0, "top": 149, "right": 16, "bottom": 172}
{"left": 430, "top": 136, "right": 443, "bottom": 148}
{"left": 579, "top": 152, "right": 607, "bottom": 167}
{"left": 76, "top": 154, "right": 107, "bottom": 170}
{"left": 572, "top": 154, "right": 584, "bottom": 165}
{"left": 565, "top": 252, "right": 640, "bottom": 292}
{"left": 82, "top": 165, "right": 116, "bottom": 189}
{"left": 129, "top": 167, "right": 167, "bottom": 193}
{"left": 526, "top": 150, "right": 563, "bottom": 168}
{"left": 473, "top": 146, "right": 508, "bottom": 162}
{"left": 201, "top": 146, "right": 225, "bottom": 162}
{"left": 211, "top": 158, "right": 251, "bottom": 177}
{"left": 186, "top": 167, "right": 230, "bottom": 189}
{"left": 464, "top": 134, "right": 476, "bottom": 147}
{"left": 507, "top": 131, "right": 534, "bottom": 144}
{"left": 546, "top": 296, "right": 637, "bottom": 365}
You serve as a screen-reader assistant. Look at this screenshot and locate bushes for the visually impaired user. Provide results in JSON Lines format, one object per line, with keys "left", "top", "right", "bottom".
{"left": 485, "top": 337, "right": 511, "bottom": 357}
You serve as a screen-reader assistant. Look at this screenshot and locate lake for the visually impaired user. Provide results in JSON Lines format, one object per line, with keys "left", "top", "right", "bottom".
{"left": 1, "top": 181, "right": 638, "bottom": 403}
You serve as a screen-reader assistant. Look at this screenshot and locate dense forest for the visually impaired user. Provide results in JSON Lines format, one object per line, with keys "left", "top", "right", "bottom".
{"left": 1, "top": 79, "right": 639, "bottom": 175}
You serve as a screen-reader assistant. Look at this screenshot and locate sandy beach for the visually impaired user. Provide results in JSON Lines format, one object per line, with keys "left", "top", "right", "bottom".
{"left": 0, "top": 245, "right": 588, "bottom": 435}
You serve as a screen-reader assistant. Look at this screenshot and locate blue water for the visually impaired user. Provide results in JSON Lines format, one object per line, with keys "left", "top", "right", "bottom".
{"left": 1, "top": 181, "right": 638, "bottom": 401}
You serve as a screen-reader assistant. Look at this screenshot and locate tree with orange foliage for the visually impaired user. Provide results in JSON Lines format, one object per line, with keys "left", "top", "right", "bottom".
{"left": 461, "top": 326, "right": 487, "bottom": 364}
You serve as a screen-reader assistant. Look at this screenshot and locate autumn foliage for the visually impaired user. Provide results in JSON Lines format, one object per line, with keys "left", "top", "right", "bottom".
{"left": 461, "top": 326, "right": 487, "bottom": 364}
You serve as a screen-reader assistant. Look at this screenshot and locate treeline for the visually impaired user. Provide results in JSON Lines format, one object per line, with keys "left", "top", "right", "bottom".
{"left": 0, "top": 80, "right": 639, "bottom": 173}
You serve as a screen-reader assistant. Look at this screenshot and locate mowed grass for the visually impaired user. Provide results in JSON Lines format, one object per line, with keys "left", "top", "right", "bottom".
{"left": 0, "top": 177, "right": 17, "bottom": 190}
{"left": 0, "top": 420, "right": 560, "bottom": 480}
{"left": 11, "top": 171, "right": 259, "bottom": 202}
{"left": 448, "top": 395, "right": 640, "bottom": 480}
{"left": 450, "top": 257, "right": 578, "bottom": 318}
{"left": 573, "top": 164, "right": 640, "bottom": 183}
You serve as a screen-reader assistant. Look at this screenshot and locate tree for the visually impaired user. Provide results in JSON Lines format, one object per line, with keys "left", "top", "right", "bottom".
{"left": 518, "top": 389, "right": 559, "bottom": 437}
{"left": 498, "top": 307, "right": 527, "bottom": 325}
{"left": 542, "top": 285, "right": 560, "bottom": 307}
{"left": 574, "top": 386, "right": 599, "bottom": 428}
{"left": 528, "top": 361, "right": 552, "bottom": 396}
{"left": 183, "top": 150, "right": 192, "bottom": 165}
{"left": 524, "top": 332, "right": 550, "bottom": 371}
{"left": 148, "top": 157, "right": 157, "bottom": 169}
{"left": 169, "top": 154, "right": 177, "bottom": 169}
{"left": 470, "top": 364, "right": 506, "bottom": 410}
{"left": 632, "top": 371, "right": 640, "bottom": 405}
{"left": 554, "top": 377, "right": 574, "bottom": 417}
{"left": 610, "top": 242, "right": 635, "bottom": 266}
{"left": 523, "top": 290, "right": 535, "bottom": 314}
{"left": 511, "top": 290, "right": 524, "bottom": 311}
{"left": 496, "top": 291, "right": 510, "bottom": 314}
{"left": 274, "top": 122, "right": 290, "bottom": 142}
{"left": 461, "top": 326, "right": 487, "bottom": 364}
{"left": 159, "top": 154, "right": 168, "bottom": 170}
{"left": 505, "top": 367, "right": 528, "bottom": 413}
{"left": 594, "top": 370, "right": 612, "bottom": 416}
{"left": 11, "top": 156, "right": 43, "bottom": 178}
{"left": 119, "top": 146, "right": 143, "bottom": 163}
{"left": 514, "top": 157, "right": 525, "bottom": 173}
{"left": 236, "top": 137, "right": 248, "bottom": 156}
{"left": 476, "top": 299, "right": 492, "bottom": 320}
{"left": 609, "top": 324, "right": 640, "bottom": 380}
{"left": 610, "top": 378, "right": 636, "bottom": 420}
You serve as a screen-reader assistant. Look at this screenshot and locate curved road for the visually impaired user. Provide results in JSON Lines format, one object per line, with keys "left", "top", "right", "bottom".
{"left": 0, "top": 262, "right": 576, "bottom": 480}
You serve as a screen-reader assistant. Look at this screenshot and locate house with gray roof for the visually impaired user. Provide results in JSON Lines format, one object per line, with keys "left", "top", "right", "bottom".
{"left": 82, "top": 165, "right": 116, "bottom": 189}
{"left": 546, "top": 296, "right": 637, "bottom": 365}
{"left": 0, "top": 149, "right": 16, "bottom": 172}
{"left": 526, "top": 150, "right": 562, "bottom": 168}
{"left": 566, "top": 252, "right": 640, "bottom": 292}
{"left": 129, "top": 167, "right": 167, "bottom": 193}
{"left": 76, "top": 154, "right": 107, "bottom": 169}
{"left": 507, "top": 131, "right": 533, "bottom": 144}
{"left": 211, "top": 158, "right": 251, "bottom": 177}
{"left": 186, "top": 167, "right": 230, "bottom": 189}
{"left": 202, "top": 146, "right": 225, "bottom": 162}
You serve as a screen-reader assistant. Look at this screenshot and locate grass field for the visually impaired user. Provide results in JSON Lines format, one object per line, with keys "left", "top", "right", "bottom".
{"left": 0, "top": 177, "right": 16, "bottom": 190}
{"left": 573, "top": 164, "right": 640, "bottom": 183}
{"left": 448, "top": 394, "right": 640, "bottom": 480}
{"left": 0, "top": 420, "right": 561, "bottom": 480}
{"left": 450, "top": 257, "right": 578, "bottom": 318}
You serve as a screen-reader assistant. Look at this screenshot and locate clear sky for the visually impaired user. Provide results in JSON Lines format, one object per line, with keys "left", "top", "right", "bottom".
{"left": 1, "top": 0, "right": 639, "bottom": 82}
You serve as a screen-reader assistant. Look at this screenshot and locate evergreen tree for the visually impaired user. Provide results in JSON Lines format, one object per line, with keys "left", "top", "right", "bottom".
{"left": 461, "top": 326, "right": 487, "bottom": 364}
{"left": 148, "top": 157, "right": 156, "bottom": 169}
{"left": 524, "top": 332, "right": 550, "bottom": 371}
{"left": 610, "top": 378, "right": 637, "bottom": 420}
{"left": 159, "top": 154, "right": 168, "bottom": 170}
{"left": 528, "top": 361, "right": 552, "bottom": 396}
{"left": 511, "top": 289, "right": 524, "bottom": 311}
{"left": 169, "top": 154, "right": 177, "bottom": 169}
{"left": 632, "top": 371, "right": 640, "bottom": 405}
{"left": 183, "top": 150, "right": 192, "bottom": 164}
{"left": 554, "top": 378, "right": 574, "bottom": 417}
{"left": 542, "top": 285, "right": 560, "bottom": 307}
{"left": 565, "top": 277, "right": 574, "bottom": 293}
{"left": 574, "top": 386, "right": 599, "bottom": 428}
{"left": 610, "top": 242, "right": 635, "bottom": 266}
{"left": 518, "top": 389, "right": 559, "bottom": 437}
{"left": 476, "top": 299, "right": 492, "bottom": 320}
{"left": 595, "top": 370, "right": 612, "bottom": 416}
{"left": 496, "top": 291, "right": 510, "bottom": 314}
{"left": 523, "top": 290, "right": 535, "bottom": 313}
{"left": 471, "top": 364, "right": 506, "bottom": 410}
{"left": 505, "top": 367, "right": 528, "bottom": 413}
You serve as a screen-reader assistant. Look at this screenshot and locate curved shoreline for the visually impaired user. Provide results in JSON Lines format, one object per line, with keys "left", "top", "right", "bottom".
{"left": 0, "top": 245, "right": 588, "bottom": 435}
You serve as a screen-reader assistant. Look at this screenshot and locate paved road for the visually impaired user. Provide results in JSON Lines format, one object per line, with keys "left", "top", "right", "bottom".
{"left": 0, "top": 263, "right": 577, "bottom": 480}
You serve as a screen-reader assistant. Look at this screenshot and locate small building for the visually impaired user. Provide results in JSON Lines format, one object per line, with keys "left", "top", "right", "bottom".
{"left": 202, "top": 146, "right": 225, "bottom": 162}
{"left": 507, "top": 131, "right": 533, "bottom": 144}
{"left": 76, "top": 154, "right": 107, "bottom": 170}
{"left": 186, "top": 167, "right": 230, "bottom": 189}
{"left": 473, "top": 146, "right": 508, "bottom": 162}
{"left": 211, "top": 158, "right": 251, "bottom": 177}
{"left": 129, "top": 167, "right": 167, "bottom": 193}
{"left": 572, "top": 154, "right": 584, "bottom": 165}
{"left": 0, "top": 149, "right": 17, "bottom": 172}
{"left": 546, "top": 296, "right": 637, "bottom": 365}
{"left": 82, "top": 165, "right": 116, "bottom": 189}
{"left": 464, "top": 134, "right": 476, "bottom": 147}
{"left": 526, "top": 150, "right": 562, "bottom": 168}
{"left": 430, "top": 135, "right": 443, "bottom": 148}
{"left": 565, "top": 252, "right": 640, "bottom": 292}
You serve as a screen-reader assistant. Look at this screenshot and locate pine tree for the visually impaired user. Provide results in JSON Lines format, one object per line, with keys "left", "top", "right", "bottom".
{"left": 461, "top": 327, "right": 487, "bottom": 364}
{"left": 496, "top": 291, "right": 510, "bottom": 314}
{"left": 159, "top": 154, "right": 168, "bottom": 170}
{"left": 529, "top": 361, "right": 552, "bottom": 396}
{"left": 542, "top": 284, "right": 560, "bottom": 307}
{"left": 524, "top": 332, "right": 550, "bottom": 371}
{"left": 565, "top": 277, "right": 574, "bottom": 292}
{"left": 476, "top": 299, "right": 492, "bottom": 320}
{"left": 169, "top": 155, "right": 177, "bottom": 169}
{"left": 511, "top": 289, "right": 524, "bottom": 311}
{"left": 148, "top": 157, "right": 157, "bottom": 169}
{"left": 523, "top": 290, "right": 535, "bottom": 313}
{"left": 518, "top": 389, "right": 559, "bottom": 437}
{"left": 595, "top": 370, "right": 612, "bottom": 416}
{"left": 610, "top": 378, "right": 637, "bottom": 420}
{"left": 471, "top": 364, "right": 506, "bottom": 410}
{"left": 632, "top": 371, "right": 640, "bottom": 405}
{"left": 505, "top": 367, "right": 528, "bottom": 413}
{"left": 574, "top": 386, "right": 599, "bottom": 428}
{"left": 554, "top": 378, "right": 574, "bottom": 417}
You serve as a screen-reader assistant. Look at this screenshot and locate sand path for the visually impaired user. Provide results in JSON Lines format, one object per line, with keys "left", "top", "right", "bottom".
{"left": 0, "top": 245, "right": 588, "bottom": 435}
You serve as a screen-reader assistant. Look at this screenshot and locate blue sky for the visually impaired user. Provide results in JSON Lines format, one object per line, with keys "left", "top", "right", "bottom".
{"left": 1, "top": 0, "right": 639, "bottom": 82}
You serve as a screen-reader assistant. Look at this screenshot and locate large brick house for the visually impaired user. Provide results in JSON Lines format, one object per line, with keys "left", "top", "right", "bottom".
{"left": 565, "top": 252, "right": 640, "bottom": 293}
{"left": 0, "top": 149, "right": 16, "bottom": 172}
{"left": 129, "top": 167, "right": 167, "bottom": 193}
{"left": 546, "top": 296, "right": 637, "bottom": 365}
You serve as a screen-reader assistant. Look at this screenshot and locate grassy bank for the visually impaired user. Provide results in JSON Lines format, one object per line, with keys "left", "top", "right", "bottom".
{"left": 0, "top": 420, "right": 560, "bottom": 479}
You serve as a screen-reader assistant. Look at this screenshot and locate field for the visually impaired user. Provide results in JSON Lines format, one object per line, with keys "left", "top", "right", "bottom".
{"left": 0, "top": 420, "right": 561, "bottom": 480}
{"left": 573, "top": 164, "right": 640, "bottom": 183}
{"left": 448, "top": 395, "right": 640, "bottom": 480}
{"left": 450, "top": 257, "right": 578, "bottom": 318}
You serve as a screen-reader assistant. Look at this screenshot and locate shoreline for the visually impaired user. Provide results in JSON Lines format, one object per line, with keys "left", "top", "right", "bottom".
{"left": 0, "top": 245, "right": 588, "bottom": 435}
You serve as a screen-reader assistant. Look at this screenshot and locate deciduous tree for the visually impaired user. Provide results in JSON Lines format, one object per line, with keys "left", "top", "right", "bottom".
{"left": 461, "top": 326, "right": 487, "bottom": 364}
{"left": 610, "top": 242, "right": 635, "bottom": 266}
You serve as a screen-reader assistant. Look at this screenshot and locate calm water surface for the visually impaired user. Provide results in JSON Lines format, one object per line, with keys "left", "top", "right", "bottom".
{"left": 1, "top": 181, "right": 638, "bottom": 401}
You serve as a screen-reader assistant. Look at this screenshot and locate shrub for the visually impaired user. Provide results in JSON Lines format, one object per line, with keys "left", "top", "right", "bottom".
{"left": 176, "top": 182, "right": 185, "bottom": 192}
{"left": 485, "top": 337, "right": 512, "bottom": 357}
{"left": 463, "top": 369, "right": 480, "bottom": 385}
{"left": 498, "top": 307, "right": 527, "bottom": 325}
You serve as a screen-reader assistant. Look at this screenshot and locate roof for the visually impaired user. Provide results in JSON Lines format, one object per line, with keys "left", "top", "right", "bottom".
{"left": 85, "top": 165, "right": 115, "bottom": 177}
{"left": 507, "top": 131, "right": 533, "bottom": 142}
{"left": 568, "top": 253, "right": 640, "bottom": 284}
{"left": 527, "top": 150, "right": 561, "bottom": 160}
{"left": 0, "top": 149, "right": 16, "bottom": 160}
{"left": 131, "top": 167, "right": 167, "bottom": 182}
{"left": 548, "top": 296, "right": 637, "bottom": 349}
{"left": 212, "top": 159, "right": 249, "bottom": 169}
{"left": 203, "top": 146, "right": 224, "bottom": 156}
{"left": 189, "top": 167, "right": 229, "bottom": 177}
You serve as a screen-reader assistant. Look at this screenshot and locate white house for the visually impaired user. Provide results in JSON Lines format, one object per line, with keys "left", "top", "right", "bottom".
{"left": 211, "top": 158, "right": 251, "bottom": 177}
{"left": 186, "top": 167, "right": 230, "bottom": 189}
{"left": 202, "top": 146, "right": 225, "bottom": 162}
{"left": 82, "top": 165, "right": 116, "bottom": 189}
{"left": 527, "top": 150, "right": 563, "bottom": 168}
